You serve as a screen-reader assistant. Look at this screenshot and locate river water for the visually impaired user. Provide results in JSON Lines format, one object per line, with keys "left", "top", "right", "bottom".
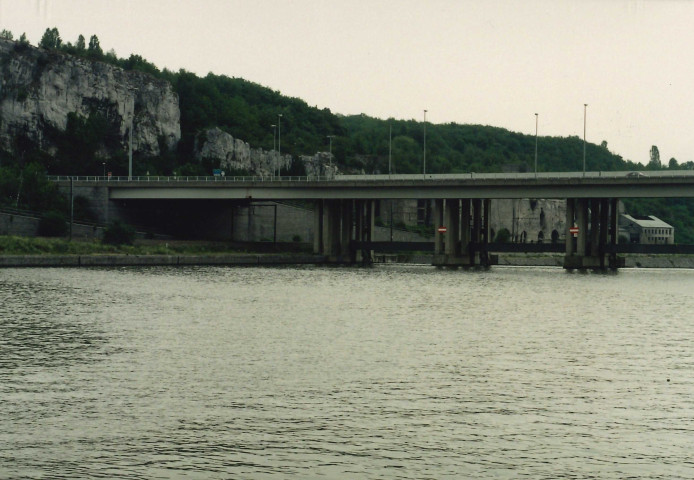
{"left": 1, "top": 265, "right": 693, "bottom": 479}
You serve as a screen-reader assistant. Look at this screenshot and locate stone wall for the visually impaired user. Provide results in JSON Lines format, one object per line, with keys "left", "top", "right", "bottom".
{"left": 0, "top": 211, "right": 104, "bottom": 239}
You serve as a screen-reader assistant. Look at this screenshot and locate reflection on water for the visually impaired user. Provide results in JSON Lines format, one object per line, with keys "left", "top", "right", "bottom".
{"left": 1, "top": 266, "right": 693, "bottom": 478}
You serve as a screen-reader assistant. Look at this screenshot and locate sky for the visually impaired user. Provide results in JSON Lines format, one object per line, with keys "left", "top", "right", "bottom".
{"left": 1, "top": 0, "right": 693, "bottom": 165}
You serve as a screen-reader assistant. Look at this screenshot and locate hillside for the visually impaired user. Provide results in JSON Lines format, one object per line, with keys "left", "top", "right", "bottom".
{"left": 1, "top": 28, "right": 693, "bottom": 242}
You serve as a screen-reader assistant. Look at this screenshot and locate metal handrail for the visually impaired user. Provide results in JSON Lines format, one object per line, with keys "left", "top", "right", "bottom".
{"left": 45, "top": 170, "right": 694, "bottom": 183}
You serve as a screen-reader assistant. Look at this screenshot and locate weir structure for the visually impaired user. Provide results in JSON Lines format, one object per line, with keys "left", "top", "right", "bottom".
{"left": 51, "top": 171, "right": 694, "bottom": 270}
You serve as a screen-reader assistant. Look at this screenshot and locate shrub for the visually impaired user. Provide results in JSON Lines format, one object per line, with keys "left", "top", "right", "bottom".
{"left": 38, "top": 211, "right": 67, "bottom": 237}
{"left": 103, "top": 220, "right": 136, "bottom": 245}
{"left": 494, "top": 227, "right": 511, "bottom": 243}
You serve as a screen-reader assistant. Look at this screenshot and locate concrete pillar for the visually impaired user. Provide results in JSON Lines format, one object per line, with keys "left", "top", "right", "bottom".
{"left": 313, "top": 200, "right": 323, "bottom": 254}
{"left": 590, "top": 199, "right": 601, "bottom": 257}
{"left": 364, "top": 200, "right": 375, "bottom": 264}
{"left": 471, "top": 198, "right": 482, "bottom": 265}
{"left": 576, "top": 199, "right": 588, "bottom": 257}
{"left": 599, "top": 199, "right": 609, "bottom": 266}
{"left": 445, "top": 199, "right": 460, "bottom": 256}
{"left": 341, "top": 200, "right": 354, "bottom": 261}
{"left": 610, "top": 198, "right": 619, "bottom": 246}
{"left": 461, "top": 199, "right": 471, "bottom": 258}
{"left": 565, "top": 198, "right": 575, "bottom": 256}
{"left": 322, "top": 200, "right": 341, "bottom": 258}
{"left": 434, "top": 199, "right": 444, "bottom": 255}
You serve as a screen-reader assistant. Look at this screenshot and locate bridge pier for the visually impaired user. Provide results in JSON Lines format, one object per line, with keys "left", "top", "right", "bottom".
{"left": 433, "top": 198, "right": 495, "bottom": 267}
{"left": 563, "top": 197, "right": 624, "bottom": 269}
{"left": 313, "top": 199, "right": 374, "bottom": 264}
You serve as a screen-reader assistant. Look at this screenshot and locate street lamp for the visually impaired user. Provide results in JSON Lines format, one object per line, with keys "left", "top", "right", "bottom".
{"left": 423, "top": 109, "right": 427, "bottom": 177}
{"left": 327, "top": 135, "right": 334, "bottom": 168}
{"left": 534, "top": 113, "right": 539, "bottom": 177}
{"left": 271, "top": 124, "right": 276, "bottom": 176}
{"left": 583, "top": 104, "right": 587, "bottom": 176}
{"left": 102, "top": 162, "right": 106, "bottom": 177}
{"left": 388, "top": 123, "right": 392, "bottom": 176}
{"left": 277, "top": 114, "right": 283, "bottom": 177}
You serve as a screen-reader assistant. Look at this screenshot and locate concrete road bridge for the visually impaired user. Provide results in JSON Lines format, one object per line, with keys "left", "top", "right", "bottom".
{"left": 50, "top": 170, "right": 694, "bottom": 269}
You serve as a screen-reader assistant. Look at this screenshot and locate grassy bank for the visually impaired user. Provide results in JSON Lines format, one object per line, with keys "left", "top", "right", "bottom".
{"left": 0, "top": 236, "right": 255, "bottom": 256}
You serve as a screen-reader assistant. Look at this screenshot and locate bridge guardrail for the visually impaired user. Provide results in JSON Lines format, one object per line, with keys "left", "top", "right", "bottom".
{"left": 46, "top": 170, "right": 694, "bottom": 183}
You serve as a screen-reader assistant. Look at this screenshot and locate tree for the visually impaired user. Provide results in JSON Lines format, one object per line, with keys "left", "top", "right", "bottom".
{"left": 668, "top": 157, "right": 679, "bottom": 169}
{"left": 76, "top": 34, "right": 86, "bottom": 52}
{"left": 39, "top": 27, "right": 61, "bottom": 50}
{"left": 87, "top": 35, "right": 103, "bottom": 58}
{"left": 18, "top": 33, "right": 29, "bottom": 45}
{"left": 0, "top": 29, "right": 13, "bottom": 40}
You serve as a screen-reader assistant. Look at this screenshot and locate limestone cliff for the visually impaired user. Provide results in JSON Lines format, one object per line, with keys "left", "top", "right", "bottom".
{"left": 195, "top": 127, "right": 292, "bottom": 176}
{"left": 0, "top": 38, "right": 180, "bottom": 158}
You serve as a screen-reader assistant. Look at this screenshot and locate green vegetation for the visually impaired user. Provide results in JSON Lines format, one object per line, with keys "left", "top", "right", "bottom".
{"left": 37, "top": 211, "right": 67, "bottom": 237}
{"left": 0, "top": 236, "right": 248, "bottom": 256}
{"left": 2, "top": 27, "right": 694, "bottom": 243}
{"left": 102, "top": 220, "right": 136, "bottom": 245}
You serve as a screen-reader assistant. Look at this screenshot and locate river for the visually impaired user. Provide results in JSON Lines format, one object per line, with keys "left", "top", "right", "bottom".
{"left": 1, "top": 265, "right": 693, "bottom": 479}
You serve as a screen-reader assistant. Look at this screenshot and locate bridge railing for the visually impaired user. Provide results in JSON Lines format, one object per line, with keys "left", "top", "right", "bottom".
{"left": 46, "top": 170, "right": 694, "bottom": 183}
{"left": 46, "top": 175, "right": 329, "bottom": 182}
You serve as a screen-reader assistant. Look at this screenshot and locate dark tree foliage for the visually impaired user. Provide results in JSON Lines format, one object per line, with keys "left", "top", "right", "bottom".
{"left": 38, "top": 27, "right": 61, "bottom": 50}
{"left": 38, "top": 211, "right": 67, "bottom": 237}
{"left": 103, "top": 220, "right": 136, "bottom": 245}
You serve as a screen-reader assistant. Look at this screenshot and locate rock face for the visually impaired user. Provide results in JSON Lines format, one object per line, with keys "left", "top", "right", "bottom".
{"left": 195, "top": 127, "right": 292, "bottom": 175}
{"left": 0, "top": 39, "right": 180, "bottom": 158}
{"left": 301, "top": 152, "right": 338, "bottom": 178}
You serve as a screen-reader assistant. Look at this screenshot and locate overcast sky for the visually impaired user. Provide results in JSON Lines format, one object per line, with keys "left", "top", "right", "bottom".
{"left": 1, "top": 0, "right": 693, "bottom": 165}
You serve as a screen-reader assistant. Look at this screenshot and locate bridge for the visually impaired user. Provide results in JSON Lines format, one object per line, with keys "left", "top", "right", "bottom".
{"left": 50, "top": 170, "right": 694, "bottom": 269}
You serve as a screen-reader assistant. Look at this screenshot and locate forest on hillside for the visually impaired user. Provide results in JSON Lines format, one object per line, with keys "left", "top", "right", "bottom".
{"left": 2, "top": 28, "right": 694, "bottom": 242}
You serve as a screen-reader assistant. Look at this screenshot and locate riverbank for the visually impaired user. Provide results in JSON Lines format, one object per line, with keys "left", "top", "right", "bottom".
{"left": 0, "top": 253, "right": 327, "bottom": 267}
{"left": 3, "top": 236, "right": 694, "bottom": 268}
{"left": 3, "top": 252, "right": 694, "bottom": 268}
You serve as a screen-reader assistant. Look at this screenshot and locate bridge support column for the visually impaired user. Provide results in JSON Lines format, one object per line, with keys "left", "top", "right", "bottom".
{"left": 322, "top": 200, "right": 341, "bottom": 260}
{"left": 564, "top": 197, "right": 623, "bottom": 269}
{"left": 445, "top": 200, "right": 460, "bottom": 257}
{"left": 461, "top": 199, "right": 471, "bottom": 262}
{"left": 313, "top": 200, "right": 323, "bottom": 254}
{"left": 341, "top": 200, "right": 354, "bottom": 262}
{"left": 471, "top": 199, "right": 482, "bottom": 266}
{"left": 481, "top": 198, "right": 492, "bottom": 266}
{"left": 565, "top": 198, "right": 575, "bottom": 257}
{"left": 433, "top": 199, "right": 444, "bottom": 255}
{"left": 354, "top": 199, "right": 374, "bottom": 265}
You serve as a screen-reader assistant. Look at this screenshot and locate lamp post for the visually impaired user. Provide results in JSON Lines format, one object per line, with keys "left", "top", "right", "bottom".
{"left": 534, "top": 113, "right": 539, "bottom": 177}
{"left": 423, "top": 109, "right": 427, "bottom": 177}
{"left": 128, "top": 124, "right": 133, "bottom": 180}
{"left": 271, "top": 124, "right": 276, "bottom": 176}
{"left": 583, "top": 103, "right": 587, "bottom": 176}
{"left": 277, "top": 114, "right": 283, "bottom": 177}
{"left": 102, "top": 162, "right": 106, "bottom": 177}
{"left": 327, "top": 135, "right": 334, "bottom": 167}
{"left": 388, "top": 123, "right": 392, "bottom": 176}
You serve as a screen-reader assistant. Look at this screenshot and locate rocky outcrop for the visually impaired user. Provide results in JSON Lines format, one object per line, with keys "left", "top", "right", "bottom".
{"left": 0, "top": 38, "right": 180, "bottom": 157}
{"left": 300, "top": 152, "right": 338, "bottom": 178}
{"left": 195, "top": 127, "right": 292, "bottom": 175}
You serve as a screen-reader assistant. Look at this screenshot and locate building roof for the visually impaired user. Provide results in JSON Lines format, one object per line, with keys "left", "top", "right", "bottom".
{"left": 621, "top": 214, "right": 673, "bottom": 229}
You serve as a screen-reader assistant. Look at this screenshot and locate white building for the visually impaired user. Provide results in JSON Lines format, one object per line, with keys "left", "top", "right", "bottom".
{"left": 619, "top": 214, "right": 675, "bottom": 244}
